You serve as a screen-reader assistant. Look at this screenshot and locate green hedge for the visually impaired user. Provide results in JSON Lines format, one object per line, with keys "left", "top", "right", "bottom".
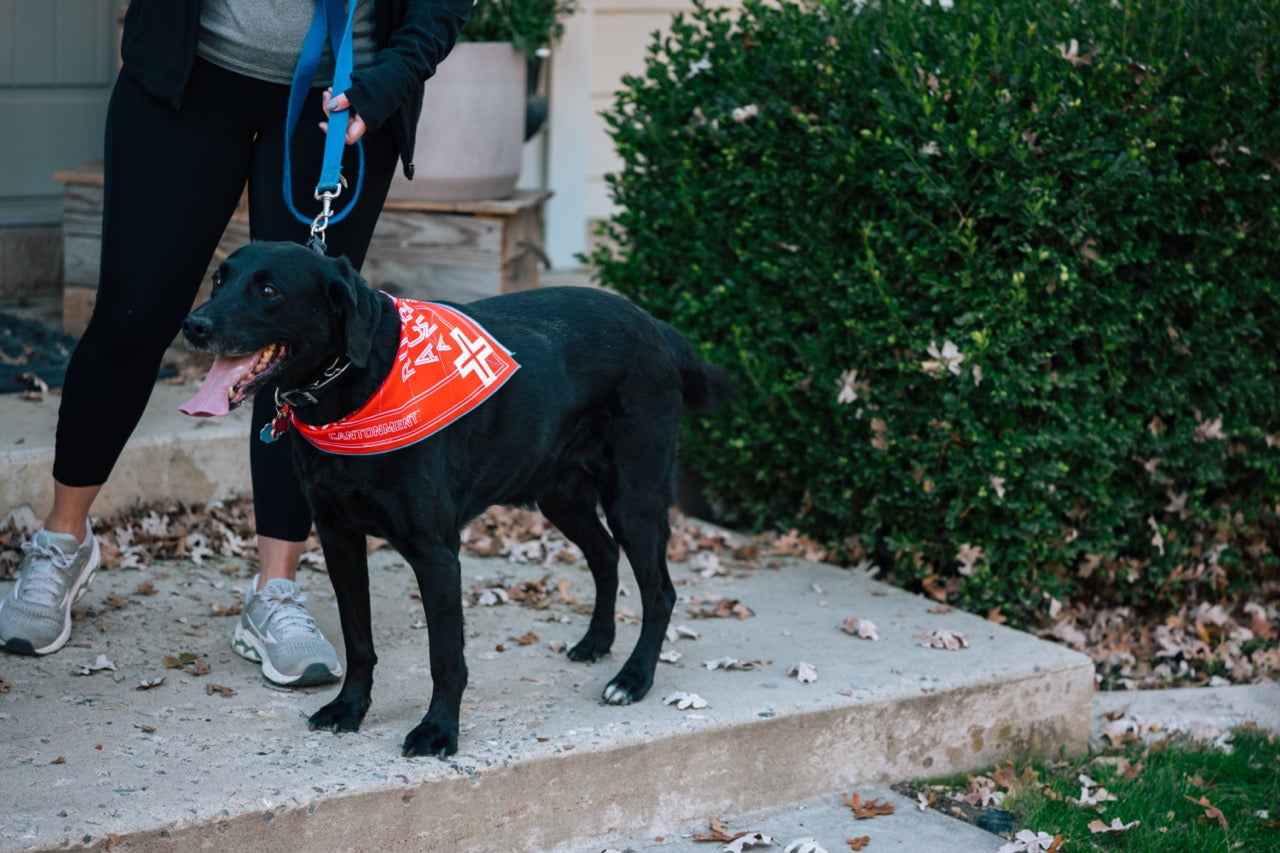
{"left": 590, "top": 0, "right": 1280, "bottom": 624}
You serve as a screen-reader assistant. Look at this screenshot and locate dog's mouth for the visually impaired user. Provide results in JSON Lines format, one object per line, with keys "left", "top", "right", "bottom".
{"left": 179, "top": 343, "right": 288, "bottom": 417}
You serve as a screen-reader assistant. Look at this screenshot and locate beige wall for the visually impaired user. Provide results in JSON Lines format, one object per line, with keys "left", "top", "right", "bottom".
{"left": 538, "top": 0, "right": 741, "bottom": 267}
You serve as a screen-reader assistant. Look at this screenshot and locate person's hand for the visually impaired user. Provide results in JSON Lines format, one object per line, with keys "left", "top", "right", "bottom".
{"left": 320, "top": 88, "right": 367, "bottom": 145}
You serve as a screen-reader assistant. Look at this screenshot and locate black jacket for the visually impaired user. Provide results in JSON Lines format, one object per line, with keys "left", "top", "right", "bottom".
{"left": 118, "top": 0, "right": 473, "bottom": 179}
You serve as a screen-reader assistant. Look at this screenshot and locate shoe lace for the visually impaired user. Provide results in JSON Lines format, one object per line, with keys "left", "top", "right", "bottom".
{"left": 259, "top": 587, "right": 320, "bottom": 639}
{"left": 17, "top": 538, "right": 77, "bottom": 608}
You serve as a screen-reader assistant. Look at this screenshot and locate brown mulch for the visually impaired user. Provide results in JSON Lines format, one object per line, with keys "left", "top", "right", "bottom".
{"left": 2, "top": 496, "right": 1277, "bottom": 691}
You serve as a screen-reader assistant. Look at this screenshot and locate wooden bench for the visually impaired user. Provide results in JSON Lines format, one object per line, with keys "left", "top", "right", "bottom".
{"left": 54, "top": 161, "right": 551, "bottom": 336}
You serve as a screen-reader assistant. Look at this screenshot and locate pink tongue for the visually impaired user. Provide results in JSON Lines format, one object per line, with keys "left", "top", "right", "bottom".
{"left": 179, "top": 353, "right": 261, "bottom": 417}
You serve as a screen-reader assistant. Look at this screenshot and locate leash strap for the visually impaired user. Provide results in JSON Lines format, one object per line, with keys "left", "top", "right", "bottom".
{"left": 283, "top": 0, "right": 365, "bottom": 252}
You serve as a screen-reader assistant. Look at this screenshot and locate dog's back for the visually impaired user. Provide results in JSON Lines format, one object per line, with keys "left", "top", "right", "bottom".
{"left": 461, "top": 285, "right": 732, "bottom": 423}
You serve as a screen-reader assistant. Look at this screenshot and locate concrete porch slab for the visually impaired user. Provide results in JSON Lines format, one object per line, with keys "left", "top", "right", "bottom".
{"left": 0, "top": 543, "right": 1093, "bottom": 852}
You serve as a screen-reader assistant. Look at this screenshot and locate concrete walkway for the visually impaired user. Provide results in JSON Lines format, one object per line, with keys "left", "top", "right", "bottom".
{"left": 1, "top": 306, "right": 1277, "bottom": 852}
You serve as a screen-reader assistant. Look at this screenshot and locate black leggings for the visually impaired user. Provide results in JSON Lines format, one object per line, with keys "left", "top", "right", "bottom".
{"left": 54, "top": 58, "right": 399, "bottom": 540}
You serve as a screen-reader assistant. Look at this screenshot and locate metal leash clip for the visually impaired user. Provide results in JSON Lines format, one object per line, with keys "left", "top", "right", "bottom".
{"left": 308, "top": 175, "right": 347, "bottom": 254}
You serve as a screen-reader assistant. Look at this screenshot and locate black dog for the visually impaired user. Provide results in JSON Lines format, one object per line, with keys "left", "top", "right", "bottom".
{"left": 180, "top": 241, "right": 732, "bottom": 757}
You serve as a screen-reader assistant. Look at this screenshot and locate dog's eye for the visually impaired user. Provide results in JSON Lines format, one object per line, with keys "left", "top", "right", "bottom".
{"left": 211, "top": 269, "right": 224, "bottom": 292}
{"left": 251, "top": 270, "right": 279, "bottom": 299}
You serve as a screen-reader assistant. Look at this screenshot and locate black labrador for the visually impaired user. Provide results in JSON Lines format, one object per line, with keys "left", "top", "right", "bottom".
{"left": 180, "top": 241, "right": 733, "bottom": 757}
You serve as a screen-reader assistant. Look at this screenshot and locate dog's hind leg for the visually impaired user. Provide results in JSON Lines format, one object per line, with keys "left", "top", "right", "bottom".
{"left": 597, "top": 413, "right": 680, "bottom": 705}
{"left": 308, "top": 525, "right": 377, "bottom": 734}
{"left": 599, "top": 497, "right": 675, "bottom": 705}
{"left": 539, "top": 481, "right": 620, "bottom": 663}
{"left": 397, "top": 538, "right": 468, "bottom": 758}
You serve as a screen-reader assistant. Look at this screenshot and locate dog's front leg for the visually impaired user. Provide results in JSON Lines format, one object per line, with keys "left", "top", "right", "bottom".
{"left": 400, "top": 539, "right": 467, "bottom": 758}
{"left": 308, "top": 524, "right": 376, "bottom": 735}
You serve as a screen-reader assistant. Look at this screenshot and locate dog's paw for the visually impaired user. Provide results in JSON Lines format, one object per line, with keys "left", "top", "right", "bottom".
{"left": 566, "top": 631, "right": 614, "bottom": 663}
{"left": 402, "top": 717, "right": 458, "bottom": 758}
{"left": 308, "top": 699, "right": 368, "bottom": 733}
{"left": 601, "top": 665, "right": 653, "bottom": 706}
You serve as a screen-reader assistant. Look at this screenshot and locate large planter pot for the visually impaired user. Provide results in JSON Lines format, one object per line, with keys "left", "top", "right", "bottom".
{"left": 388, "top": 42, "right": 526, "bottom": 202}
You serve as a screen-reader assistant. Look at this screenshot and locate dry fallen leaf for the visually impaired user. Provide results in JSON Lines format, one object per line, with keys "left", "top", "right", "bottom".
{"left": 71, "top": 653, "right": 118, "bottom": 676}
{"left": 135, "top": 676, "right": 166, "bottom": 691}
{"left": 1100, "top": 716, "right": 1147, "bottom": 747}
{"left": 689, "top": 597, "right": 754, "bottom": 620}
{"left": 1116, "top": 757, "right": 1144, "bottom": 780}
{"left": 704, "top": 657, "right": 768, "bottom": 671}
{"left": 509, "top": 631, "right": 540, "bottom": 646}
{"left": 840, "top": 617, "right": 879, "bottom": 640}
{"left": 667, "top": 624, "right": 702, "bottom": 642}
{"left": 475, "top": 587, "right": 510, "bottom": 607}
{"left": 843, "top": 792, "right": 895, "bottom": 819}
{"left": 185, "top": 659, "right": 211, "bottom": 676}
{"left": 724, "top": 832, "right": 774, "bottom": 852}
{"left": 205, "top": 683, "right": 236, "bottom": 697}
{"left": 919, "top": 629, "right": 969, "bottom": 650}
{"left": 1056, "top": 38, "right": 1097, "bottom": 66}
{"left": 17, "top": 371, "right": 49, "bottom": 401}
{"left": 989, "top": 761, "right": 1041, "bottom": 796}
{"left": 1072, "top": 782, "right": 1117, "bottom": 807}
{"left": 693, "top": 816, "right": 736, "bottom": 842}
{"left": 846, "top": 839, "right": 870, "bottom": 852}
{"left": 788, "top": 662, "right": 818, "bottom": 683}
{"left": 1185, "top": 794, "right": 1229, "bottom": 830}
{"left": 691, "top": 551, "right": 728, "bottom": 578}
{"left": 997, "top": 830, "right": 1063, "bottom": 853}
{"left": 1088, "top": 817, "right": 1140, "bottom": 835}
{"left": 784, "top": 838, "right": 828, "bottom": 853}
{"left": 662, "top": 691, "right": 709, "bottom": 710}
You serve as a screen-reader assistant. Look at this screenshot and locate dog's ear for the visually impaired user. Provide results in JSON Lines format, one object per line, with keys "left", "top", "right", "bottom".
{"left": 324, "top": 255, "right": 381, "bottom": 368}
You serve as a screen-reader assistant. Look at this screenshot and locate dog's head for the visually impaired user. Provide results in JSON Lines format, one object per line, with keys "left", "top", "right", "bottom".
{"left": 180, "top": 241, "right": 382, "bottom": 416}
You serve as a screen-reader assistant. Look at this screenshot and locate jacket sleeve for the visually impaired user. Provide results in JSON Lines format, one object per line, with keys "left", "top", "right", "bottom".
{"left": 345, "top": 0, "right": 474, "bottom": 133}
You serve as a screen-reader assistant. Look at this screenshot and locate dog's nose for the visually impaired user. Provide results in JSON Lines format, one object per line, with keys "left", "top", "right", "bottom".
{"left": 182, "top": 315, "right": 212, "bottom": 348}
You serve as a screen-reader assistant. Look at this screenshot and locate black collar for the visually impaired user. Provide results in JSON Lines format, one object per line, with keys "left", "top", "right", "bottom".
{"left": 276, "top": 356, "right": 351, "bottom": 408}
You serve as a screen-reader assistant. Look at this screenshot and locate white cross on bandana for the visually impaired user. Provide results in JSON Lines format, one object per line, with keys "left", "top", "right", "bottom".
{"left": 451, "top": 327, "right": 500, "bottom": 387}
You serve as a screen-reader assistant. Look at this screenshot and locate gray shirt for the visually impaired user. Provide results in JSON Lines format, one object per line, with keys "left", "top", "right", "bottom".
{"left": 197, "top": 0, "right": 377, "bottom": 87}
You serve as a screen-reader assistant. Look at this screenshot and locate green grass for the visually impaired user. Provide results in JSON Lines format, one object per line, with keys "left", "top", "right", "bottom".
{"left": 1011, "top": 726, "right": 1280, "bottom": 852}
{"left": 919, "top": 725, "right": 1280, "bottom": 852}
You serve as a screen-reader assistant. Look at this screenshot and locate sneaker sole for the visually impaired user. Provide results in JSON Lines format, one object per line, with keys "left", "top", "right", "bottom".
{"left": 0, "top": 536, "right": 101, "bottom": 656}
{"left": 232, "top": 623, "right": 342, "bottom": 687}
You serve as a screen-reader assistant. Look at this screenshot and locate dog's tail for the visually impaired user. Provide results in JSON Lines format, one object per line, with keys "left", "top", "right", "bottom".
{"left": 660, "top": 323, "right": 735, "bottom": 415}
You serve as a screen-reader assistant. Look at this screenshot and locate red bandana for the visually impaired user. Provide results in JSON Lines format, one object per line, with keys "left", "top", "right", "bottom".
{"left": 291, "top": 297, "right": 519, "bottom": 455}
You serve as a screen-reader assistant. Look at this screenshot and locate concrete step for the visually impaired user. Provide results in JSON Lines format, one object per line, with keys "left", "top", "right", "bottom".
{"left": 2, "top": 379, "right": 253, "bottom": 525}
{"left": 0, "top": 546, "right": 1092, "bottom": 852}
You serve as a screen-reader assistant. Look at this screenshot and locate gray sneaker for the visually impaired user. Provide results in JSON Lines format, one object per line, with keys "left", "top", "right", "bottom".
{"left": 232, "top": 575, "right": 342, "bottom": 686}
{"left": 0, "top": 521, "right": 101, "bottom": 655}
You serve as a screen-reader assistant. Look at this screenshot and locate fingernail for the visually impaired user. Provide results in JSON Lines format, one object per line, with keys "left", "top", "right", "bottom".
{"left": 327, "top": 100, "right": 342, "bottom": 110}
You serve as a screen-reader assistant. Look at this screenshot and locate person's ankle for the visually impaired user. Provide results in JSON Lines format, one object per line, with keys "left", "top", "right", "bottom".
{"left": 40, "top": 518, "right": 89, "bottom": 544}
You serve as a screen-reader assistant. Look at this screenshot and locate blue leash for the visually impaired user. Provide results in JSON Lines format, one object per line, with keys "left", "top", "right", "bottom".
{"left": 283, "top": 0, "right": 364, "bottom": 253}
